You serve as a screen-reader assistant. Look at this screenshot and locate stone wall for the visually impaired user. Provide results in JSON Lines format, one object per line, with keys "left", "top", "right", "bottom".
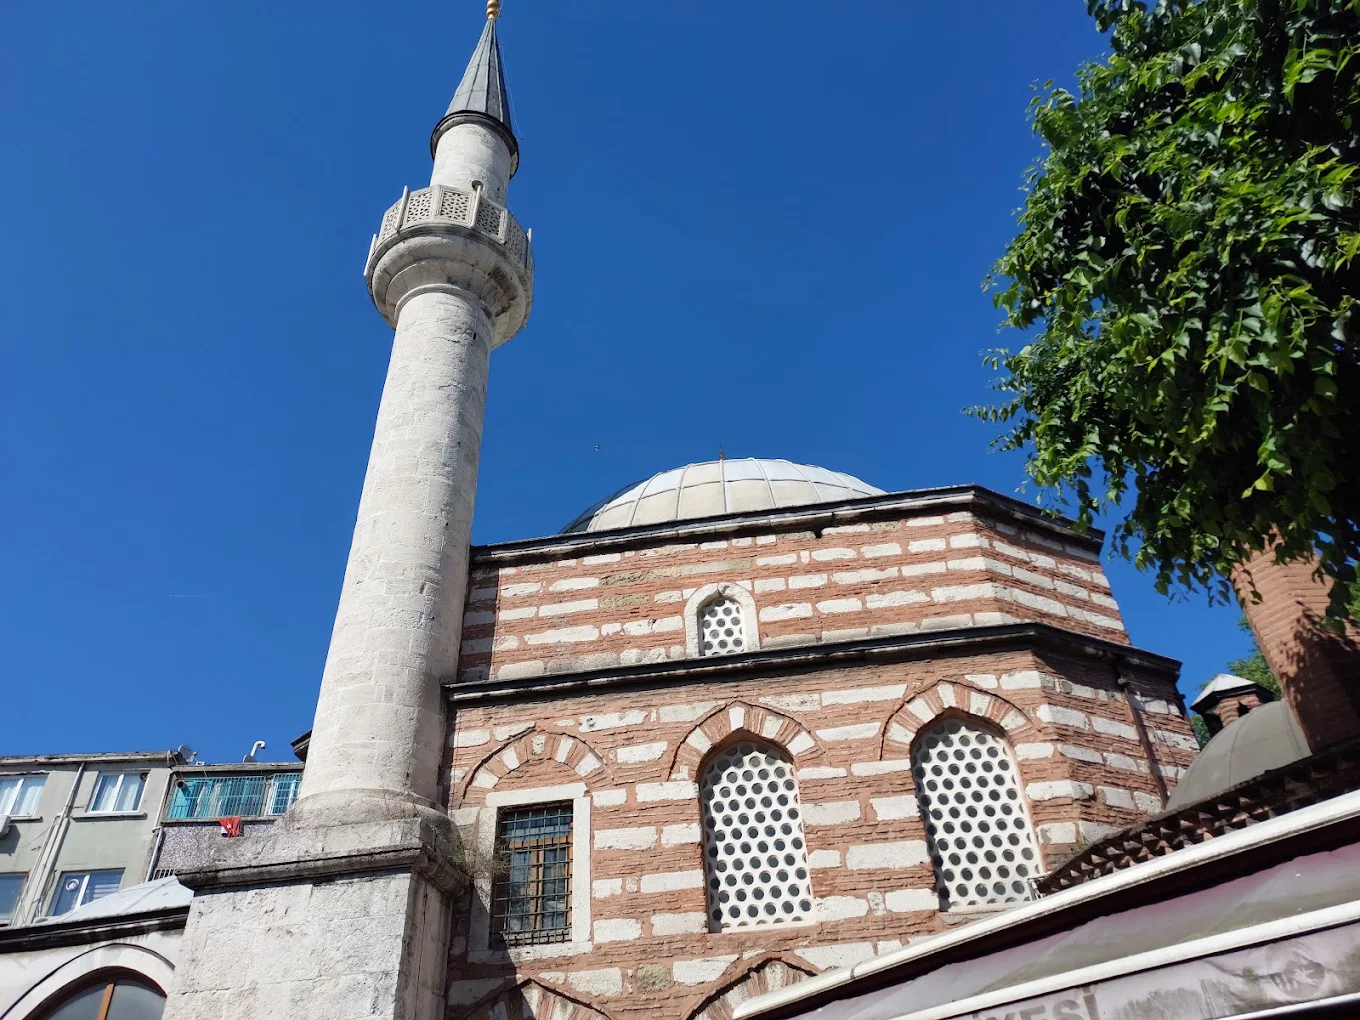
{"left": 458, "top": 503, "right": 1126, "bottom": 687}
{"left": 441, "top": 643, "right": 1193, "bottom": 1020}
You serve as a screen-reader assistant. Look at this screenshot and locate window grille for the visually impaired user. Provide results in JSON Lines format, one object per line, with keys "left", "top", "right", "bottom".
{"left": 491, "top": 802, "right": 572, "bottom": 945}
{"left": 912, "top": 718, "right": 1041, "bottom": 909}
{"left": 166, "top": 773, "right": 300, "bottom": 820}
{"left": 699, "top": 596, "right": 746, "bottom": 656}
{"left": 701, "top": 741, "right": 813, "bottom": 930}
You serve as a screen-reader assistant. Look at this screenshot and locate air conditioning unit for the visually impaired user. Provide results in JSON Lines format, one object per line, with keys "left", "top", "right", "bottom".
{"left": 0, "top": 815, "right": 11, "bottom": 838}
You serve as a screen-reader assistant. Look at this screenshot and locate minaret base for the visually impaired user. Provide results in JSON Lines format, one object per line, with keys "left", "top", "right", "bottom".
{"left": 162, "top": 815, "right": 462, "bottom": 1020}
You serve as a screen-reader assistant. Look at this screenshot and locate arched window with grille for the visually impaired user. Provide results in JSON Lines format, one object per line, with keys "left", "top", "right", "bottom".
{"left": 685, "top": 583, "right": 759, "bottom": 658}
{"left": 700, "top": 740, "right": 813, "bottom": 930}
{"left": 912, "top": 716, "right": 1041, "bottom": 909}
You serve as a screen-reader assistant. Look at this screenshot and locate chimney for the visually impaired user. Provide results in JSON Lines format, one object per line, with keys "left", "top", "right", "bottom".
{"left": 1231, "top": 550, "right": 1360, "bottom": 752}
{"left": 1191, "top": 673, "right": 1274, "bottom": 737}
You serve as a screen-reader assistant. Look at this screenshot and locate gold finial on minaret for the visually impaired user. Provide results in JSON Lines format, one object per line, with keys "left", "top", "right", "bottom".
{"left": 487, "top": 0, "right": 501, "bottom": 18}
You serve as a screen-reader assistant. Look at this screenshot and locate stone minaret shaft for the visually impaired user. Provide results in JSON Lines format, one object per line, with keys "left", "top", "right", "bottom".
{"left": 300, "top": 8, "right": 532, "bottom": 819}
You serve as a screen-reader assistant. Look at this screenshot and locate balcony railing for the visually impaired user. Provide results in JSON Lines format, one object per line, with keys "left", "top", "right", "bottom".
{"left": 166, "top": 773, "right": 300, "bottom": 820}
{"left": 364, "top": 184, "right": 533, "bottom": 278}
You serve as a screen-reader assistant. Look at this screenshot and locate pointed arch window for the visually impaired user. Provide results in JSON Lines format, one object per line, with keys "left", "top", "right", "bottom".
{"left": 700, "top": 741, "right": 813, "bottom": 930}
{"left": 912, "top": 717, "right": 1041, "bottom": 909}
{"left": 685, "top": 583, "right": 759, "bottom": 658}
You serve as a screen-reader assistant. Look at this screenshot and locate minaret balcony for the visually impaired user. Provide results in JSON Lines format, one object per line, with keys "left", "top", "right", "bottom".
{"left": 365, "top": 185, "right": 533, "bottom": 278}
{"left": 364, "top": 184, "right": 533, "bottom": 342}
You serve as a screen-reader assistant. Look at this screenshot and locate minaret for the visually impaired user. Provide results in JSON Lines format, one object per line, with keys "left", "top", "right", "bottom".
{"left": 298, "top": 0, "right": 532, "bottom": 828}
{"left": 162, "top": 10, "right": 531, "bottom": 1019}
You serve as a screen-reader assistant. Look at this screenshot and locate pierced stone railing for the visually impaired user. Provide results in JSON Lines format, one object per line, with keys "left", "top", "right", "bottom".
{"left": 364, "top": 184, "right": 533, "bottom": 277}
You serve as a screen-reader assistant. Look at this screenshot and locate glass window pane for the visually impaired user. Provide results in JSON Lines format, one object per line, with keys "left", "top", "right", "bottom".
{"left": 115, "top": 775, "right": 144, "bottom": 813}
{"left": 51, "top": 874, "right": 86, "bottom": 916}
{"left": 106, "top": 981, "right": 166, "bottom": 1020}
{"left": 18, "top": 776, "right": 46, "bottom": 815}
{"left": 90, "top": 775, "right": 119, "bottom": 812}
{"left": 0, "top": 777, "right": 18, "bottom": 815}
{"left": 83, "top": 870, "right": 123, "bottom": 905}
{"left": 0, "top": 873, "right": 25, "bottom": 921}
{"left": 42, "top": 981, "right": 106, "bottom": 1020}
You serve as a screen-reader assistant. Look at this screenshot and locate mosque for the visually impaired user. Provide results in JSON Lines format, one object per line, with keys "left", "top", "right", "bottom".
{"left": 31, "top": 5, "right": 1357, "bottom": 1020}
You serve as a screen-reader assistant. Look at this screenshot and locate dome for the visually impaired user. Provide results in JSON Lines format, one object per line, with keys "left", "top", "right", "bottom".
{"left": 562, "top": 458, "right": 885, "bottom": 534}
{"left": 1163, "top": 701, "right": 1309, "bottom": 812}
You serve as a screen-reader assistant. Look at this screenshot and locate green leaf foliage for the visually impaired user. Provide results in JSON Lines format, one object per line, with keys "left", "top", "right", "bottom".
{"left": 978, "top": 0, "right": 1360, "bottom": 618}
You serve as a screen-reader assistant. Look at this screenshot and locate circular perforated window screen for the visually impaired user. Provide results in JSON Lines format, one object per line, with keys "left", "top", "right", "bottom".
{"left": 701, "top": 742, "right": 813, "bottom": 930}
{"left": 913, "top": 718, "right": 1041, "bottom": 909}
{"left": 699, "top": 597, "right": 746, "bottom": 656}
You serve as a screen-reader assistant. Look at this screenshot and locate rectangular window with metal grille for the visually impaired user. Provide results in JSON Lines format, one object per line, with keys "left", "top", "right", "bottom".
{"left": 491, "top": 802, "right": 572, "bottom": 945}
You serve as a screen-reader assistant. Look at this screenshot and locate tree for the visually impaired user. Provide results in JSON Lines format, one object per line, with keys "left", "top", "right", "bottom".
{"left": 977, "top": 0, "right": 1360, "bottom": 619}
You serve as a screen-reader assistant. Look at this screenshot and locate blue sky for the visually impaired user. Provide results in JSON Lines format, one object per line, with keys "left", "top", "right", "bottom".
{"left": 1, "top": 1, "right": 1252, "bottom": 764}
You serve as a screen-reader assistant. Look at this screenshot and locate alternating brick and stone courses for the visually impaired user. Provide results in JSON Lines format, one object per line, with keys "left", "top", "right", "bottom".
{"left": 441, "top": 607, "right": 1193, "bottom": 1020}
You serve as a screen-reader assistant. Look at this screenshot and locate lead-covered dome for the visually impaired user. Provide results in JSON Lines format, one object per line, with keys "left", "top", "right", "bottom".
{"left": 562, "top": 458, "right": 884, "bottom": 534}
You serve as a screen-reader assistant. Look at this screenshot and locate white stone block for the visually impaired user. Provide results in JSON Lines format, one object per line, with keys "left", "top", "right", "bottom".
{"left": 1105, "top": 752, "right": 1146, "bottom": 773}
{"left": 1038, "top": 822, "right": 1077, "bottom": 844}
{"left": 583, "top": 553, "right": 622, "bottom": 565}
{"left": 821, "top": 682, "right": 908, "bottom": 707}
{"left": 812, "top": 548, "right": 857, "bottom": 561}
{"left": 884, "top": 889, "right": 938, "bottom": 913}
{"left": 593, "top": 918, "right": 642, "bottom": 943}
{"left": 808, "top": 849, "right": 842, "bottom": 869}
{"left": 861, "top": 543, "right": 902, "bottom": 558}
{"left": 1092, "top": 716, "right": 1139, "bottom": 740}
{"left": 496, "top": 660, "right": 546, "bottom": 680}
{"left": 661, "top": 823, "right": 701, "bottom": 845}
{"left": 551, "top": 577, "right": 600, "bottom": 592}
{"left": 815, "top": 896, "right": 870, "bottom": 921}
{"left": 1079, "top": 820, "right": 1124, "bottom": 842}
{"left": 755, "top": 578, "right": 787, "bottom": 593}
{"left": 580, "top": 710, "right": 648, "bottom": 732}
{"left": 686, "top": 730, "right": 713, "bottom": 753}
{"left": 1014, "top": 742, "right": 1055, "bottom": 760}
{"left": 659, "top": 701, "right": 718, "bottom": 723}
{"left": 502, "top": 581, "right": 543, "bottom": 598}
{"left": 651, "top": 912, "right": 707, "bottom": 936}
{"left": 900, "top": 562, "right": 948, "bottom": 577}
{"left": 795, "top": 943, "right": 877, "bottom": 970}
{"left": 816, "top": 598, "right": 864, "bottom": 614}
{"left": 965, "top": 673, "right": 999, "bottom": 689}
{"left": 908, "top": 538, "right": 947, "bottom": 553}
{"left": 968, "top": 691, "right": 994, "bottom": 716}
{"left": 931, "top": 583, "right": 1001, "bottom": 604}
{"left": 1036, "top": 704, "right": 1089, "bottom": 729}
{"left": 567, "top": 969, "right": 623, "bottom": 997}
{"left": 526, "top": 625, "right": 600, "bottom": 645}
{"left": 1100, "top": 786, "right": 1135, "bottom": 809}
{"left": 592, "top": 878, "right": 623, "bottom": 899}
{"left": 499, "top": 606, "right": 538, "bottom": 622}
{"left": 636, "top": 781, "right": 698, "bottom": 802}
{"left": 759, "top": 603, "right": 814, "bottom": 622}
{"left": 803, "top": 801, "right": 862, "bottom": 825}
{"left": 760, "top": 693, "right": 821, "bottom": 712}
{"left": 851, "top": 759, "right": 913, "bottom": 776}
{"left": 833, "top": 567, "right": 899, "bottom": 584}
{"left": 870, "top": 795, "right": 919, "bottom": 820}
{"left": 1026, "top": 780, "right": 1095, "bottom": 802}
{"left": 673, "top": 956, "right": 738, "bottom": 986}
{"left": 593, "top": 789, "right": 627, "bottom": 807}
{"left": 816, "top": 722, "right": 880, "bottom": 742}
{"left": 1134, "top": 792, "right": 1164, "bottom": 813}
{"left": 846, "top": 841, "right": 929, "bottom": 870}
{"left": 640, "top": 869, "right": 705, "bottom": 893}
{"left": 617, "top": 741, "right": 667, "bottom": 763}
{"left": 1058, "top": 744, "right": 1103, "bottom": 763}
{"left": 575, "top": 753, "right": 603, "bottom": 777}
{"left": 1000, "top": 670, "right": 1044, "bottom": 690}
{"left": 594, "top": 827, "right": 657, "bottom": 851}
{"left": 797, "top": 766, "right": 848, "bottom": 780}
{"left": 789, "top": 574, "right": 829, "bottom": 589}
{"left": 757, "top": 553, "right": 798, "bottom": 566}
{"left": 452, "top": 729, "right": 490, "bottom": 748}
{"left": 865, "top": 590, "right": 929, "bottom": 608}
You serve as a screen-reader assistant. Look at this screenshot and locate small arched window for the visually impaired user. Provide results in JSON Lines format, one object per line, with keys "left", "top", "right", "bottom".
{"left": 698, "top": 596, "right": 747, "bottom": 656}
{"left": 913, "top": 717, "right": 1041, "bottom": 910}
{"left": 700, "top": 741, "right": 813, "bottom": 930}
{"left": 39, "top": 975, "right": 165, "bottom": 1020}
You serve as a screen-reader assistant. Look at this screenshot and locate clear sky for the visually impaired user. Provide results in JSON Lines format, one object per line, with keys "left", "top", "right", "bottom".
{"left": 0, "top": 1, "right": 1253, "bottom": 764}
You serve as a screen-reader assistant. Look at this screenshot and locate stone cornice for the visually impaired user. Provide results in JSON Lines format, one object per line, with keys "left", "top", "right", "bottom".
{"left": 468, "top": 484, "right": 1105, "bottom": 568}
{"left": 0, "top": 908, "right": 187, "bottom": 952}
{"left": 174, "top": 839, "right": 465, "bottom": 897}
{"left": 442, "top": 622, "right": 1180, "bottom": 705}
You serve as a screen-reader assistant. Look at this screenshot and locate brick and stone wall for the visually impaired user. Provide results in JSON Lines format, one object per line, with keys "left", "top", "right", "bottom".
{"left": 458, "top": 498, "right": 1127, "bottom": 688}
{"left": 440, "top": 639, "right": 1192, "bottom": 1020}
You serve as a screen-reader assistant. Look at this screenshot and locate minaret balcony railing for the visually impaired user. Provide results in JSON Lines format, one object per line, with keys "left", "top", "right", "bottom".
{"left": 364, "top": 185, "right": 533, "bottom": 279}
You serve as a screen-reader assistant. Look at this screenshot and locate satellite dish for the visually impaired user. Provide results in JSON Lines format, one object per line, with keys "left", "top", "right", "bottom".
{"left": 176, "top": 744, "right": 198, "bottom": 764}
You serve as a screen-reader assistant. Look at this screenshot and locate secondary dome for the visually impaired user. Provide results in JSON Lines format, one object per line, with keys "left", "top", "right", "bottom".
{"left": 562, "top": 458, "right": 885, "bottom": 534}
{"left": 1163, "top": 700, "right": 1309, "bottom": 812}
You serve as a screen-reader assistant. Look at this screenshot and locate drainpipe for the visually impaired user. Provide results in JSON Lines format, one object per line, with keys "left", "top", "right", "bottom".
{"left": 15, "top": 763, "right": 84, "bottom": 925}
{"left": 1113, "top": 657, "right": 1170, "bottom": 808}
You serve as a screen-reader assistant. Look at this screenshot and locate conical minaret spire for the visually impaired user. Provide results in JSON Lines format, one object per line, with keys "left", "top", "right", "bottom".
{"left": 432, "top": 0, "right": 519, "bottom": 175}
